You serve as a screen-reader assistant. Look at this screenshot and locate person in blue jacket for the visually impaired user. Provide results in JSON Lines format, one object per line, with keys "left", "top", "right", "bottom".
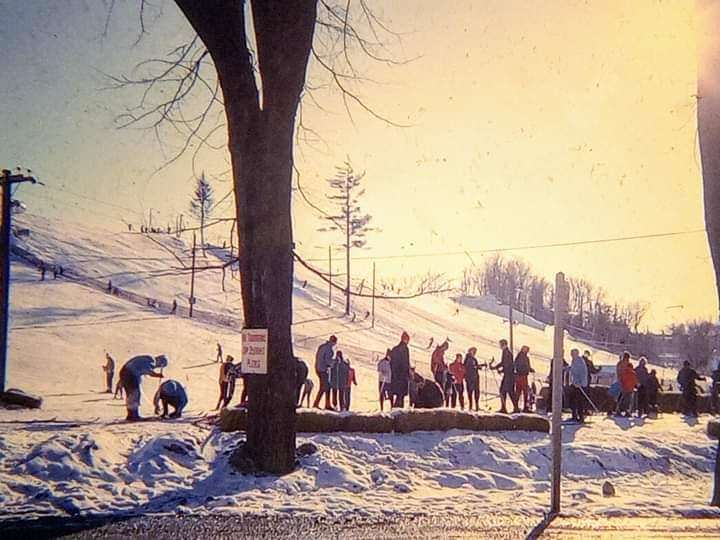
{"left": 154, "top": 379, "right": 188, "bottom": 418}
{"left": 118, "top": 354, "right": 167, "bottom": 421}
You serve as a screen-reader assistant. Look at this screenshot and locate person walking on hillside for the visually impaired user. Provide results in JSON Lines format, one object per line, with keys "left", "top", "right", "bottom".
{"left": 635, "top": 357, "right": 650, "bottom": 417}
{"left": 377, "top": 349, "right": 393, "bottom": 411}
{"left": 569, "top": 348, "right": 589, "bottom": 423}
{"left": 154, "top": 379, "right": 188, "bottom": 419}
{"left": 431, "top": 340, "right": 449, "bottom": 387}
{"left": 582, "top": 350, "right": 601, "bottom": 415}
{"left": 102, "top": 352, "right": 115, "bottom": 394}
{"left": 492, "top": 339, "right": 519, "bottom": 413}
{"left": 449, "top": 353, "right": 466, "bottom": 409}
{"left": 464, "top": 347, "right": 481, "bottom": 412}
{"left": 216, "top": 342, "right": 223, "bottom": 363}
{"left": 677, "top": 360, "right": 705, "bottom": 417}
{"left": 313, "top": 335, "right": 337, "bottom": 410}
{"left": 118, "top": 354, "right": 167, "bottom": 421}
{"left": 215, "top": 355, "right": 235, "bottom": 410}
{"left": 514, "top": 345, "right": 534, "bottom": 412}
{"left": 390, "top": 331, "right": 411, "bottom": 408}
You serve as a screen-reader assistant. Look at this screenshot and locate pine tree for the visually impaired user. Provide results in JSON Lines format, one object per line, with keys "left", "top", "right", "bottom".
{"left": 189, "top": 172, "right": 214, "bottom": 256}
{"left": 319, "top": 160, "right": 375, "bottom": 315}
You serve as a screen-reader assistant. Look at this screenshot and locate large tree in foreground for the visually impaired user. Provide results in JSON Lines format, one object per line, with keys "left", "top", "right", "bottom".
{"left": 174, "top": 0, "right": 317, "bottom": 473}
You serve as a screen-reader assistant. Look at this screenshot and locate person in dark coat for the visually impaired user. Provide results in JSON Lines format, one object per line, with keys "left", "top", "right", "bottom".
{"left": 102, "top": 352, "right": 115, "bottom": 393}
{"left": 582, "top": 350, "right": 601, "bottom": 415}
{"left": 635, "top": 357, "right": 650, "bottom": 417}
{"left": 390, "top": 331, "right": 411, "bottom": 408}
{"left": 119, "top": 354, "right": 167, "bottom": 420}
{"left": 413, "top": 374, "right": 444, "bottom": 409}
{"left": 513, "top": 345, "right": 534, "bottom": 412}
{"left": 154, "top": 379, "right": 188, "bottom": 418}
{"left": 492, "top": 339, "right": 518, "bottom": 413}
{"left": 295, "top": 357, "right": 309, "bottom": 408}
{"left": 646, "top": 369, "right": 661, "bottom": 415}
{"left": 677, "top": 360, "right": 705, "bottom": 417}
{"left": 464, "top": 347, "right": 480, "bottom": 412}
{"left": 711, "top": 365, "right": 720, "bottom": 415}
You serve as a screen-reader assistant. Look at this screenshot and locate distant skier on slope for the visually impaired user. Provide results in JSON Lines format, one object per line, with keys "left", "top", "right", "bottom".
{"left": 154, "top": 379, "right": 188, "bottom": 418}
{"left": 118, "top": 354, "right": 167, "bottom": 421}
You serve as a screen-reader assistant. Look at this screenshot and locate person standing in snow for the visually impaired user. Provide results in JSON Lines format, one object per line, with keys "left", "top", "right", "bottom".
{"left": 216, "top": 342, "right": 223, "bottom": 363}
{"left": 215, "top": 355, "right": 234, "bottom": 410}
{"left": 582, "top": 350, "right": 601, "bottom": 416}
{"left": 513, "top": 345, "right": 534, "bottom": 412}
{"left": 295, "top": 357, "right": 309, "bottom": 408}
{"left": 569, "top": 349, "right": 589, "bottom": 423}
{"left": 224, "top": 357, "right": 241, "bottom": 407}
{"left": 118, "top": 354, "right": 167, "bottom": 421}
{"left": 377, "top": 349, "right": 393, "bottom": 411}
{"left": 312, "top": 335, "right": 337, "bottom": 410}
{"left": 677, "top": 360, "right": 705, "bottom": 417}
{"left": 646, "top": 369, "right": 661, "bottom": 415}
{"left": 448, "top": 353, "right": 466, "bottom": 409}
{"left": 430, "top": 340, "right": 450, "bottom": 387}
{"left": 635, "top": 357, "right": 650, "bottom": 417}
{"left": 299, "top": 378, "right": 314, "bottom": 408}
{"left": 328, "top": 352, "right": 342, "bottom": 410}
{"left": 615, "top": 352, "right": 638, "bottom": 417}
{"left": 154, "top": 379, "right": 188, "bottom": 418}
{"left": 39, "top": 262, "right": 46, "bottom": 281}
{"left": 464, "top": 347, "right": 481, "bottom": 412}
{"left": 491, "top": 339, "right": 519, "bottom": 413}
{"left": 344, "top": 359, "right": 358, "bottom": 411}
{"left": 102, "top": 352, "right": 115, "bottom": 393}
{"left": 390, "top": 331, "right": 412, "bottom": 408}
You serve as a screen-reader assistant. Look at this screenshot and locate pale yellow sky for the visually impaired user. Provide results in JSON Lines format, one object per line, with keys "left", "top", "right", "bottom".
{"left": 1, "top": 0, "right": 714, "bottom": 329}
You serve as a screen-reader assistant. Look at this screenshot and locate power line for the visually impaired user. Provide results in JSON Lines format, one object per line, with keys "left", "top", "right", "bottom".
{"left": 301, "top": 228, "right": 708, "bottom": 263}
{"left": 43, "top": 183, "right": 144, "bottom": 216}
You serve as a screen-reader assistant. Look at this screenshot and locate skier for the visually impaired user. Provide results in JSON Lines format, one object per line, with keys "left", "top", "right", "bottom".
{"left": 491, "top": 339, "right": 519, "bottom": 413}
{"left": 464, "top": 347, "right": 481, "bottom": 412}
{"left": 514, "top": 345, "right": 534, "bottom": 412}
{"left": 635, "top": 357, "right": 650, "bottom": 416}
{"left": 430, "top": 340, "right": 449, "bottom": 386}
{"left": 312, "top": 335, "right": 337, "bottom": 410}
{"left": 569, "top": 348, "right": 589, "bottom": 423}
{"left": 377, "top": 349, "right": 393, "bottom": 411}
{"left": 677, "top": 360, "right": 705, "bottom": 417}
{"left": 449, "top": 353, "right": 466, "bottom": 409}
{"left": 102, "top": 352, "right": 115, "bottom": 393}
{"left": 216, "top": 342, "right": 223, "bottom": 363}
{"left": 215, "top": 355, "right": 234, "bottom": 410}
{"left": 118, "top": 354, "right": 167, "bottom": 421}
{"left": 390, "top": 331, "right": 411, "bottom": 408}
{"left": 153, "top": 379, "right": 188, "bottom": 418}
{"left": 299, "top": 378, "right": 314, "bottom": 408}
{"left": 295, "top": 357, "right": 309, "bottom": 408}
{"left": 582, "top": 350, "right": 601, "bottom": 416}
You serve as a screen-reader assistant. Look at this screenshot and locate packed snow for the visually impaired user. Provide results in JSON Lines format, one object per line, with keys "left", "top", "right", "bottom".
{"left": 1, "top": 213, "right": 717, "bottom": 522}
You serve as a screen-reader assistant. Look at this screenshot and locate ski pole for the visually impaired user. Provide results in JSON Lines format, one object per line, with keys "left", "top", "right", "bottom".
{"left": 578, "top": 385, "right": 600, "bottom": 413}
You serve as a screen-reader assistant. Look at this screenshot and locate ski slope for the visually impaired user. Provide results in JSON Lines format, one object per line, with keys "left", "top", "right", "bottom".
{"left": 1, "top": 213, "right": 715, "bottom": 523}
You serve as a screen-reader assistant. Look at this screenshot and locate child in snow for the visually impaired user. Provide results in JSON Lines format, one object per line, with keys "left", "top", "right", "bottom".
{"left": 299, "top": 378, "right": 314, "bottom": 408}
{"left": 377, "top": 349, "right": 393, "bottom": 411}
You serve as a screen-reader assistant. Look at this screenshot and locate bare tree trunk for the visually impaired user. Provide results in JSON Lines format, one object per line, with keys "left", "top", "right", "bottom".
{"left": 345, "top": 177, "right": 351, "bottom": 316}
{"left": 698, "top": 0, "right": 720, "bottom": 316}
{"left": 175, "top": 0, "right": 317, "bottom": 474}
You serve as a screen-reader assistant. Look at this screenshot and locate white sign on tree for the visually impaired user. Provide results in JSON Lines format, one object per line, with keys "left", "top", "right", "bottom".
{"left": 241, "top": 329, "right": 268, "bottom": 374}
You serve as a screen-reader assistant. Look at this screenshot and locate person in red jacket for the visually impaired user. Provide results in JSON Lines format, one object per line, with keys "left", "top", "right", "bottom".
{"left": 615, "top": 352, "right": 638, "bottom": 416}
{"left": 431, "top": 340, "right": 449, "bottom": 386}
{"left": 448, "top": 353, "right": 466, "bottom": 410}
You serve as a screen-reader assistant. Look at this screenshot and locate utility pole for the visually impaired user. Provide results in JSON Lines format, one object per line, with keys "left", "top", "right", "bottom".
{"left": 148, "top": 208, "right": 154, "bottom": 230}
{"left": 328, "top": 245, "right": 332, "bottom": 307}
{"left": 371, "top": 262, "right": 376, "bottom": 329}
{"left": 345, "top": 173, "right": 351, "bottom": 316}
{"left": 508, "top": 300, "right": 514, "bottom": 354}
{"left": 550, "top": 272, "right": 568, "bottom": 515}
{"left": 1, "top": 169, "right": 37, "bottom": 393}
{"left": 189, "top": 232, "right": 197, "bottom": 318}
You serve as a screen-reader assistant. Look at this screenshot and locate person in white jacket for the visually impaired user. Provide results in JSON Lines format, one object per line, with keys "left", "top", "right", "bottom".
{"left": 377, "top": 349, "right": 392, "bottom": 411}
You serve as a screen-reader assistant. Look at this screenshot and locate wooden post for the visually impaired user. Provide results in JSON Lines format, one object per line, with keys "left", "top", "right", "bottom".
{"left": 372, "top": 262, "right": 376, "bottom": 329}
{"left": 509, "top": 300, "right": 514, "bottom": 354}
{"left": 551, "top": 272, "right": 567, "bottom": 514}
{"left": 0, "top": 170, "right": 10, "bottom": 394}
{"left": 189, "top": 232, "right": 197, "bottom": 318}
{"left": 328, "top": 245, "right": 332, "bottom": 307}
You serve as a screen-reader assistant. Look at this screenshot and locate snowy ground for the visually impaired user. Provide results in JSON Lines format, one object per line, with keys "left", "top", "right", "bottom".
{"left": 1, "top": 213, "right": 716, "bottom": 522}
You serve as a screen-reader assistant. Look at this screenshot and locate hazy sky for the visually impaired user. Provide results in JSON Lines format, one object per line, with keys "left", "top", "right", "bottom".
{"left": 1, "top": 0, "right": 713, "bottom": 329}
